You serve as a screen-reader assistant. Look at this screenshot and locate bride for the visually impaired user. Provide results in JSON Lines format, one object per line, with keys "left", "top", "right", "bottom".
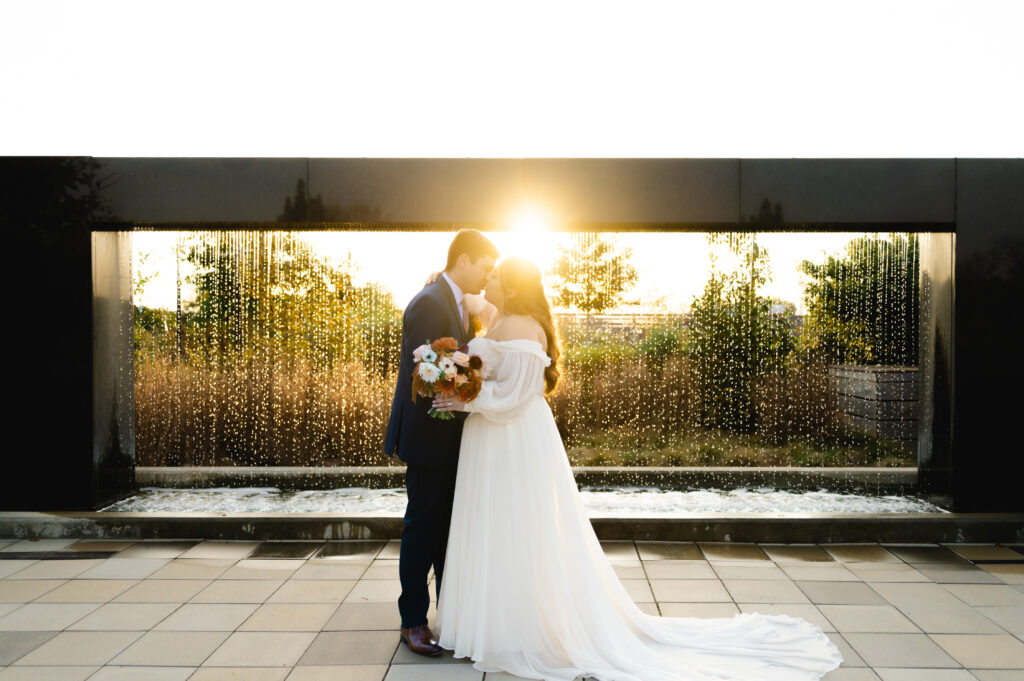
{"left": 430, "top": 256, "right": 843, "bottom": 681}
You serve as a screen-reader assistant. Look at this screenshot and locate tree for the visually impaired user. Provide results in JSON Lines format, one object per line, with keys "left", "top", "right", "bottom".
{"left": 548, "top": 233, "right": 638, "bottom": 315}
{"left": 797, "top": 233, "right": 919, "bottom": 366}
{"left": 688, "top": 232, "right": 796, "bottom": 432}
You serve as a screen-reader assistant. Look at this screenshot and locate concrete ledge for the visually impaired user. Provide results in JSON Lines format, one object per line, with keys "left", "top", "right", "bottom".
{"left": 136, "top": 466, "right": 920, "bottom": 493}
{"left": 3, "top": 511, "right": 1021, "bottom": 544}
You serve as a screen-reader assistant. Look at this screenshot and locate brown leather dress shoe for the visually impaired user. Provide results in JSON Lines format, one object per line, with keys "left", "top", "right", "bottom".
{"left": 400, "top": 624, "right": 443, "bottom": 656}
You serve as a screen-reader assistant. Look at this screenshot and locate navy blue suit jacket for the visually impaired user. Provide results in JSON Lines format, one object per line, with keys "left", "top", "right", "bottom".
{"left": 384, "top": 277, "right": 473, "bottom": 470}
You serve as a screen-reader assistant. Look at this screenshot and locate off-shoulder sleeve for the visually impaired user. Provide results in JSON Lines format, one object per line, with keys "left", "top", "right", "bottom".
{"left": 465, "top": 350, "right": 548, "bottom": 424}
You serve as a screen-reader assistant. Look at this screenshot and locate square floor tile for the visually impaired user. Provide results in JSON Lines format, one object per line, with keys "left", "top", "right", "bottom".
{"left": 148, "top": 559, "right": 234, "bottom": 580}
{"left": 847, "top": 564, "right": 929, "bottom": 583}
{"left": 377, "top": 541, "right": 401, "bottom": 560}
{"left": 154, "top": 603, "right": 259, "bottom": 631}
{"left": 864, "top": 581, "right": 958, "bottom": 606}
{"left": 970, "top": 671, "right": 1024, "bottom": 681}
{"left": 298, "top": 631, "right": 399, "bottom": 666}
{"left": 221, "top": 559, "right": 305, "bottom": 580}
{"left": 248, "top": 542, "right": 323, "bottom": 560}
{"left": 13, "top": 630, "right": 143, "bottom": 666}
{"left": 635, "top": 542, "right": 702, "bottom": 560}
{"left": 88, "top": 666, "right": 195, "bottom": 681}
{"left": 977, "top": 606, "right": 1024, "bottom": 634}
{"left": 882, "top": 545, "right": 970, "bottom": 565}
{"left": 0, "top": 602, "right": 100, "bottom": 630}
{"left": 240, "top": 603, "right": 339, "bottom": 631}
{"left": 312, "top": 542, "right": 385, "bottom": 561}
{"left": 658, "top": 602, "right": 739, "bottom": 618}
{"left": 0, "top": 631, "right": 57, "bottom": 665}
{"left": 66, "top": 540, "right": 136, "bottom": 553}
{"left": 109, "top": 630, "right": 229, "bottom": 666}
{"left": 782, "top": 564, "right": 860, "bottom": 581}
{"left": 873, "top": 670, "right": 977, "bottom": 681}
{"left": 943, "top": 583, "right": 1024, "bottom": 607}
{"left": 190, "top": 669, "right": 289, "bottom": 681}
{"left": 5, "top": 559, "right": 103, "bottom": 580}
{"left": 943, "top": 545, "right": 1024, "bottom": 562}
{"left": 818, "top": 605, "right": 919, "bottom": 633}
{"left": 826, "top": 632, "right": 865, "bottom": 667}
{"left": 111, "top": 541, "right": 197, "bottom": 558}
{"left": 725, "top": 579, "right": 810, "bottom": 603}
{"left": 0, "top": 561, "right": 37, "bottom": 579}
{"left": 697, "top": 542, "right": 769, "bottom": 561}
{"left": 980, "top": 564, "right": 1024, "bottom": 585}
{"left": 284, "top": 665, "right": 388, "bottom": 681}
{"left": 204, "top": 631, "right": 317, "bottom": 667}
{"left": 712, "top": 563, "right": 789, "bottom": 580}
{"left": 898, "top": 604, "right": 1006, "bottom": 634}
{"left": 383, "top": 664, "right": 482, "bottom": 680}
{"left": 342, "top": 580, "right": 401, "bottom": 604}
{"left": 911, "top": 564, "right": 1003, "bottom": 584}
{"left": 761, "top": 544, "right": 836, "bottom": 562}
{"left": 179, "top": 542, "right": 260, "bottom": 560}
{"left": 738, "top": 603, "right": 836, "bottom": 631}
{"left": 67, "top": 602, "right": 178, "bottom": 631}
{"left": 191, "top": 579, "right": 284, "bottom": 603}
{"left": 324, "top": 602, "right": 403, "bottom": 631}
{"left": 930, "top": 633, "right": 1024, "bottom": 668}
{"left": 293, "top": 563, "right": 369, "bottom": 580}
{"left": 271, "top": 580, "right": 358, "bottom": 604}
{"left": 35, "top": 579, "right": 138, "bottom": 603}
{"left": 620, "top": 579, "right": 654, "bottom": 602}
{"left": 77, "top": 558, "right": 170, "bottom": 580}
{"left": 643, "top": 561, "right": 716, "bottom": 580}
{"left": 819, "top": 670, "right": 881, "bottom": 680}
{"left": 0, "top": 580, "right": 65, "bottom": 603}
{"left": 822, "top": 545, "right": 901, "bottom": 563}
{"left": 843, "top": 633, "right": 959, "bottom": 668}
{"left": 599, "top": 541, "right": 639, "bottom": 561}
{"left": 1, "top": 539, "right": 77, "bottom": 553}
{"left": 797, "top": 581, "right": 886, "bottom": 605}
{"left": 113, "top": 579, "right": 211, "bottom": 603}
{"left": 611, "top": 563, "right": 646, "bottom": 580}
{"left": 649, "top": 579, "right": 730, "bottom": 602}
{"left": 0, "top": 665, "right": 98, "bottom": 680}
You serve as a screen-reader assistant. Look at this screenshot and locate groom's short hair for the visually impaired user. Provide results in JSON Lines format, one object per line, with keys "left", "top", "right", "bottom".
{"left": 445, "top": 229, "right": 500, "bottom": 271}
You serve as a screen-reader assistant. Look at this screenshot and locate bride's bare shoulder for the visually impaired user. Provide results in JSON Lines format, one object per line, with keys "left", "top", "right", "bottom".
{"left": 488, "top": 314, "right": 546, "bottom": 345}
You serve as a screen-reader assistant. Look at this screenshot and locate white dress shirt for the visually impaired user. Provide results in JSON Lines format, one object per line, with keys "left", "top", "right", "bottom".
{"left": 441, "top": 271, "right": 466, "bottom": 330}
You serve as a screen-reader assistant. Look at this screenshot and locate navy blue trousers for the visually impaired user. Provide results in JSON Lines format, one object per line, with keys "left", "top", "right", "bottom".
{"left": 398, "top": 463, "right": 458, "bottom": 629}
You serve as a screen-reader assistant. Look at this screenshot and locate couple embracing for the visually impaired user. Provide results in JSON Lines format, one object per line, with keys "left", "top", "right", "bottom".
{"left": 384, "top": 229, "right": 842, "bottom": 681}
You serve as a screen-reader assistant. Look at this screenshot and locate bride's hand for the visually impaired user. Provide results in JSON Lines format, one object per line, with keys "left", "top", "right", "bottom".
{"left": 424, "top": 271, "right": 442, "bottom": 286}
{"left": 432, "top": 395, "right": 466, "bottom": 412}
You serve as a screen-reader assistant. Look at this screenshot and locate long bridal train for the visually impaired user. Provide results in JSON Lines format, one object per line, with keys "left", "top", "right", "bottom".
{"left": 436, "top": 337, "right": 842, "bottom": 681}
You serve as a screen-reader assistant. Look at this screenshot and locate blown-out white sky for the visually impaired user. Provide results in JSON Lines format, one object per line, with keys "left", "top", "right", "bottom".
{"left": 0, "top": 1, "right": 1021, "bottom": 157}
{"left": 134, "top": 230, "right": 903, "bottom": 315}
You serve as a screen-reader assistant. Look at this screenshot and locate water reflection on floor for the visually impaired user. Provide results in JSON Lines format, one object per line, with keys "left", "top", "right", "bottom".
{"left": 102, "top": 486, "right": 949, "bottom": 514}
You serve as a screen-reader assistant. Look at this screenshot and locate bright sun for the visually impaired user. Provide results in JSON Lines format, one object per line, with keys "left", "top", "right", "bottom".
{"left": 510, "top": 205, "right": 549, "bottom": 235}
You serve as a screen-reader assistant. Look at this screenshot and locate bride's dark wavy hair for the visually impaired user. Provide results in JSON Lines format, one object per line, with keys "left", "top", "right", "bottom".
{"left": 498, "top": 256, "right": 562, "bottom": 394}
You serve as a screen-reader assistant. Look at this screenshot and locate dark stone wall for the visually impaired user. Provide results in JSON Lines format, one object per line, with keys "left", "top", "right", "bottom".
{"left": 1, "top": 156, "right": 1018, "bottom": 511}
{"left": 952, "top": 159, "right": 1024, "bottom": 512}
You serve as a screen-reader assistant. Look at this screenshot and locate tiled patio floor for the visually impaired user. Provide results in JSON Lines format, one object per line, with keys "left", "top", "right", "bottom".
{"left": 1, "top": 538, "right": 1022, "bottom": 680}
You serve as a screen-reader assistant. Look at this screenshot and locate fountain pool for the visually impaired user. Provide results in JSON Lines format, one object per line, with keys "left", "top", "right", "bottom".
{"left": 101, "top": 486, "right": 948, "bottom": 515}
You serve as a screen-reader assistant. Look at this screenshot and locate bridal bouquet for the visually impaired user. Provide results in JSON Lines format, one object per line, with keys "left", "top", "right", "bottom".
{"left": 411, "top": 337, "right": 485, "bottom": 420}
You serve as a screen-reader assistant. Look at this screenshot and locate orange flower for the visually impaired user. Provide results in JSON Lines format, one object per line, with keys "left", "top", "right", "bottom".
{"left": 431, "top": 337, "right": 460, "bottom": 353}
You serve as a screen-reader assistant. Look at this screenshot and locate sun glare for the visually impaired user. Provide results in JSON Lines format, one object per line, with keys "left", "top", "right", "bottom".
{"left": 510, "top": 206, "right": 549, "bottom": 235}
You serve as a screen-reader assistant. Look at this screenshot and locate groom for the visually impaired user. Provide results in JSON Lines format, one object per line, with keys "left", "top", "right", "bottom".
{"left": 384, "top": 228, "right": 499, "bottom": 656}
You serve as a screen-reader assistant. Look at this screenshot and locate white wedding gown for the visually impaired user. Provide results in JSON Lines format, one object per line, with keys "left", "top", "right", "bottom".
{"left": 436, "top": 337, "right": 843, "bottom": 681}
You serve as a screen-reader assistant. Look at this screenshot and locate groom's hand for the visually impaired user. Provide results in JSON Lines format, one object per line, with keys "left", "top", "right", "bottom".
{"left": 431, "top": 395, "right": 466, "bottom": 412}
